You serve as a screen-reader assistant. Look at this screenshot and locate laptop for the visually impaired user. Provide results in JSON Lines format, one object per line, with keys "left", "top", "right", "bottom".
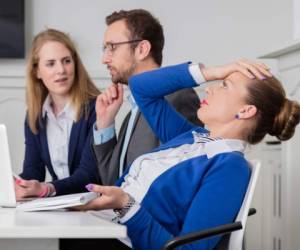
{"left": 0, "top": 124, "right": 99, "bottom": 211}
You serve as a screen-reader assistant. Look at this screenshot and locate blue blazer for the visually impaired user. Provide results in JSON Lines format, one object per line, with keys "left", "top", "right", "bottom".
{"left": 20, "top": 99, "right": 99, "bottom": 195}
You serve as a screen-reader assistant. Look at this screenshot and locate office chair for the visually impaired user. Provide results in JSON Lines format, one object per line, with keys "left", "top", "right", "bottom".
{"left": 163, "top": 160, "right": 261, "bottom": 250}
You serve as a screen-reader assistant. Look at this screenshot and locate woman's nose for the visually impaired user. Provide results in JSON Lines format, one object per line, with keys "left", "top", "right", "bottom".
{"left": 205, "top": 86, "right": 212, "bottom": 94}
{"left": 206, "top": 82, "right": 220, "bottom": 94}
{"left": 57, "top": 62, "right": 66, "bottom": 74}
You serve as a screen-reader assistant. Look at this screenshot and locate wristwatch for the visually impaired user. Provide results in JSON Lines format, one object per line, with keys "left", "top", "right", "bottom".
{"left": 114, "top": 193, "right": 136, "bottom": 219}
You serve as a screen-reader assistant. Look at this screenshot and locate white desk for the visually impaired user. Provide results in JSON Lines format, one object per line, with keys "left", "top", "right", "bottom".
{"left": 0, "top": 208, "right": 127, "bottom": 250}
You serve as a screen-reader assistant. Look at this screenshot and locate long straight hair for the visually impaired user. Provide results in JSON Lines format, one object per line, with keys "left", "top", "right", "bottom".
{"left": 26, "top": 29, "right": 100, "bottom": 134}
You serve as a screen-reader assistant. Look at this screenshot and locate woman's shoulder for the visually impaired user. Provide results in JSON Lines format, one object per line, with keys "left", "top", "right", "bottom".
{"left": 213, "top": 150, "right": 248, "bottom": 163}
{"left": 79, "top": 97, "right": 97, "bottom": 124}
{"left": 83, "top": 98, "right": 97, "bottom": 115}
{"left": 87, "top": 97, "right": 97, "bottom": 108}
{"left": 24, "top": 114, "right": 46, "bottom": 135}
{"left": 211, "top": 151, "right": 250, "bottom": 176}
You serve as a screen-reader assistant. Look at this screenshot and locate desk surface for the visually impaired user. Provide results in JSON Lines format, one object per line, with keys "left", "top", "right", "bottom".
{"left": 0, "top": 208, "right": 127, "bottom": 239}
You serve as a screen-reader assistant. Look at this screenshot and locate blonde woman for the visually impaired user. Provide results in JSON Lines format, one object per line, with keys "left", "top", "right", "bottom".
{"left": 15, "top": 29, "right": 100, "bottom": 199}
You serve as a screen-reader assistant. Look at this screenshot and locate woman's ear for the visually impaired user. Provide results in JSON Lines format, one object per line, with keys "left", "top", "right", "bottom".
{"left": 237, "top": 105, "right": 257, "bottom": 119}
{"left": 135, "top": 40, "right": 151, "bottom": 61}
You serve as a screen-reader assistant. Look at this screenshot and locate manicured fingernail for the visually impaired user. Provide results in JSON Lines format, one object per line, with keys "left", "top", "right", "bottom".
{"left": 15, "top": 179, "right": 22, "bottom": 185}
{"left": 85, "top": 184, "right": 93, "bottom": 191}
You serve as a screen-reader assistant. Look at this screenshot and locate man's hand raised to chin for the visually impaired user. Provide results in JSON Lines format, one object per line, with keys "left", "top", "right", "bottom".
{"left": 95, "top": 83, "right": 124, "bottom": 130}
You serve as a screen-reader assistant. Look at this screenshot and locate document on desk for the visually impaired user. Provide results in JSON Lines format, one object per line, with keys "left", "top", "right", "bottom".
{"left": 16, "top": 192, "right": 100, "bottom": 212}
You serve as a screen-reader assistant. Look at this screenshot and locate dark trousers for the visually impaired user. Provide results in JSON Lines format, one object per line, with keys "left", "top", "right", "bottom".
{"left": 59, "top": 239, "right": 131, "bottom": 250}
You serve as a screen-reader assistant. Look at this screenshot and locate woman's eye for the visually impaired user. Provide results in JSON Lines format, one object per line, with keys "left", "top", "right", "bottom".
{"left": 64, "top": 58, "right": 72, "bottom": 64}
{"left": 222, "top": 81, "right": 228, "bottom": 88}
{"left": 46, "top": 62, "right": 54, "bottom": 67}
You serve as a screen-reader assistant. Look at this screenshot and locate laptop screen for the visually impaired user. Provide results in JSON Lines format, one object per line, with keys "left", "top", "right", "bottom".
{"left": 0, "top": 124, "right": 17, "bottom": 207}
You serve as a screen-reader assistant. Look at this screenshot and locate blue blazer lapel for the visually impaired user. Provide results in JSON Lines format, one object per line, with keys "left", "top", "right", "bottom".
{"left": 68, "top": 121, "right": 81, "bottom": 169}
{"left": 39, "top": 117, "right": 57, "bottom": 179}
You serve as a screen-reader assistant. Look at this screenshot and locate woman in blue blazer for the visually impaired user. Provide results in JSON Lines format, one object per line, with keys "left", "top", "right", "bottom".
{"left": 81, "top": 60, "right": 300, "bottom": 249}
{"left": 15, "top": 29, "right": 100, "bottom": 199}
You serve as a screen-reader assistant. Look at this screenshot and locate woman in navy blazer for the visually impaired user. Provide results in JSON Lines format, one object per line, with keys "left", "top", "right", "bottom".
{"left": 15, "top": 29, "right": 100, "bottom": 199}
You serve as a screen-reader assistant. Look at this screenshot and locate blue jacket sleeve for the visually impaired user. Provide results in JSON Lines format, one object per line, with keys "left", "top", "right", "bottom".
{"left": 124, "top": 154, "right": 250, "bottom": 250}
{"left": 129, "top": 63, "right": 199, "bottom": 144}
{"left": 20, "top": 119, "right": 46, "bottom": 181}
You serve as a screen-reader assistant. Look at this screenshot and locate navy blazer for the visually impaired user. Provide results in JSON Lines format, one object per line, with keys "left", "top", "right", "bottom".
{"left": 20, "top": 99, "right": 99, "bottom": 195}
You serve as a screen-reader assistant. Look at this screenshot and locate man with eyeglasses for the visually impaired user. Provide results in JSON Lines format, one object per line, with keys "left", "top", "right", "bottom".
{"left": 93, "top": 9, "right": 202, "bottom": 187}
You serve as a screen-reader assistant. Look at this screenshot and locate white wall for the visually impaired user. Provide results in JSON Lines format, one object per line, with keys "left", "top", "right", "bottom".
{"left": 294, "top": 0, "right": 300, "bottom": 39}
{"left": 0, "top": 0, "right": 294, "bottom": 77}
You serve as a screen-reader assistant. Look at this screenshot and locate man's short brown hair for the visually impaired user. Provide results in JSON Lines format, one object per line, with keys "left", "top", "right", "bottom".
{"left": 106, "top": 9, "right": 164, "bottom": 66}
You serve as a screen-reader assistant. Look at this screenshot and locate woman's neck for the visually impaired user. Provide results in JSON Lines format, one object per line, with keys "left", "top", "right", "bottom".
{"left": 49, "top": 94, "right": 69, "bottom": 116}
{"left": 207, "top": 123, "right": 246, "bottom": 141}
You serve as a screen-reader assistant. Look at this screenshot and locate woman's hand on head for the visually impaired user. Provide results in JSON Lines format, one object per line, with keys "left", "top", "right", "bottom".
{"left": 72, "top": 185, "right": 129, "bottom": 211}
{"left": 201, "top": 59, "right": 272, "bottom": 81}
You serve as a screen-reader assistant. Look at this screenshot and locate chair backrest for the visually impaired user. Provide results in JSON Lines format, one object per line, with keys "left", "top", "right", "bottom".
{"left": 228, "top": 159, "right": 261, "bottom": 250}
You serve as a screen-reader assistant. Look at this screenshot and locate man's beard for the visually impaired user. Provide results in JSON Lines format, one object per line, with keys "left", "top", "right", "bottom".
{"left": 110, "top": 63, "right": 137, "bottom": 85}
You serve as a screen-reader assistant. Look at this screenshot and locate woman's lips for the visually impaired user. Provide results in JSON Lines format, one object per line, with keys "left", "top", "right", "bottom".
{"left": 55, "top": 77, "right": 68, "bottom": 83}
{"left": 200, "top": 99, "right": 208, "bottom": 106}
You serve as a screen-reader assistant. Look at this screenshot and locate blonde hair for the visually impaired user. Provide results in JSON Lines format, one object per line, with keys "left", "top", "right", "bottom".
{"left": 26, "top": 29, "right": 100, "bottom": 134}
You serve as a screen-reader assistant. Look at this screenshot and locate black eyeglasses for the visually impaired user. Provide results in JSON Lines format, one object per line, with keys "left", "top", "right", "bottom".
{"left": 102, "top": 39, "right": 143, "bottom": 55}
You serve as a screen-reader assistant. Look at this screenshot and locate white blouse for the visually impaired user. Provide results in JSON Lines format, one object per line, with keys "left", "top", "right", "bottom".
{"left": 121, "top": 131, "right": 247, "bottom": 205}
{"left": 42, "top": 95, "right": 75, "bottom": 180}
